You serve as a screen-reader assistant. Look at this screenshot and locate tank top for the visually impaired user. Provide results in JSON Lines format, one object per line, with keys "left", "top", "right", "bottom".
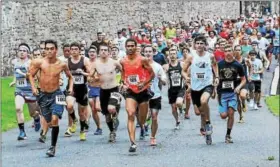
{"left": 68, "top": 56, "right": 87, "bottom": 85}
{"left": 190, "top": 51, "right": 213, "bottom": 91}
{"left": 122, "top": 55, "right": 151, "bottom": 93}
{"left": 167, "top": 61, "right": 184, "bottom": 89}
{"left": 14, "top": 59, "right": 32, "bottom": 92}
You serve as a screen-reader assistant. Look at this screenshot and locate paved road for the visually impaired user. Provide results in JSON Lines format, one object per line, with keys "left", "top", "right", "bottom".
{"left": 2, "top": 60, "right": 279, "bottom": 167}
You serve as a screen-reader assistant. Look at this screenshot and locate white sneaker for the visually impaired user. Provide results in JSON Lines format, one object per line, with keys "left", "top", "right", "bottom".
{"left": 249, "top": 100, "right": 254, "bottom": 108}
{"left": 254, "top": 104, "right": 259, "bottom": 110}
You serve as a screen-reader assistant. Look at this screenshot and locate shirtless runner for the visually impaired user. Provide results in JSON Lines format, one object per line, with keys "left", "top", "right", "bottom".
{"left": 29, "top": 39, "right": 73, "bottom": 157}
{"left": 90, "top": 44, "right": 122, "bottom": 142}
{"left": 87, "top": 46, "right": 103, "bottom": 135}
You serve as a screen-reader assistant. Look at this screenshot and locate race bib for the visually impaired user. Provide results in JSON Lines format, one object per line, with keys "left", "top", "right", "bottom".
{"left": 267, "top": 38, "right": 272, "bottom": 43}
{"left": 128, "top": 75, "right": 139, "bottom": 85}
{"left": 73, "top": 75, "right": 84, "bottom": 84}
{"left": 222, "top": 81, "right": 234, "bottom": 89}
{"left": 16, "top": 78, "right": 27, "bottom": 87}
{"left": 196, "top": 73, "right": 205, "bottom": 80}
{"left": 55, "top": 95, "right": 66, "bottom": 105}
{"left": 110, "top": 92, "right": 122, "bottom": 105}
{"left": 171, "top": 73, "right": 181, "bottom": 86}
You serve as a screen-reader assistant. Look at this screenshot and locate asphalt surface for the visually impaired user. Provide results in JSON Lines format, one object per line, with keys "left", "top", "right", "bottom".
{"left": 1, "top": 59, "right": 279, "bottom": 167}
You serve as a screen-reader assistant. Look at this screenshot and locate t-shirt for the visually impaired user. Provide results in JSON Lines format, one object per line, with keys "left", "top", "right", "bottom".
{"left": 153, "top": 52, "right": 167, "bottom": 66}
{"left": 91, "top": 41, "right": 107, "bottom": 53}
{"left": 241, "top": 45, "right": 253, "bottom": 57}
{"left": 113, "top": 37, "right": 127, "bottom": 51}
{"left": 217, "top": 60, "right": 245, "bottom": 93}
{"left": 251, "top": 58, "right": 263, "bottom": 81}
{"left": 214, "top": 50, "right": 225, "bottom": 62}
{"left": 150, "top": 61, "right": 167, "bottom": 99}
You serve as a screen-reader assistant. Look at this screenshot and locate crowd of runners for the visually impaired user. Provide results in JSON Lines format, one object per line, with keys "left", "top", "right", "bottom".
{"left": 9, "top": 13, "right": 279, "bottom": 157}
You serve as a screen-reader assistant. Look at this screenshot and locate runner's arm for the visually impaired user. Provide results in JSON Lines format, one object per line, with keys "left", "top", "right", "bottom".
{"left": 115, "top": 60, "right": 123, "bottom": 72}
{"left": 141, "top": 58, "right": 155, "bottom": 87}
{"left": 236, "top": 64, "right": 246, "bottom": 92}
{"left": 260, "top": 51, "right": 269, "bottom": 69}
{"left": 119, "top": 59, "right": 126, "bottom": 85}
{"left": 181, "top": 61, "right": 188, "bottom": 81}
{"left": 82, "top": 57, "right": 90, "bottom": 76}
{"left": 210, "top": 54, "right": 219, "bottom": 78}
{"left": 182, "top": 55, "right": 192, "bottom": 78}
{"left": 29, "top": 59, "right": 41, "bottom": 91}
{"left": 245, "top": 58, "right": 252, "bottom": 80}
{"left": 159, "top": 66, "right": 167, "bottom": 85}
{"left": 63, "top": 63, "right": 73, "bottom": 93}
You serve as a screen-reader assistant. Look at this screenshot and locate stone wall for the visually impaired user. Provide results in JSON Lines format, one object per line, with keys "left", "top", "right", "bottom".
{"left": 1, "top": 0, "right": 240, "bottom": 76}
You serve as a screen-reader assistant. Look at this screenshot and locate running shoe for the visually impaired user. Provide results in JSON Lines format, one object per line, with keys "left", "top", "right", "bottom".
{"left": 238, "top": 116, "right": 245, "bottom": 123}
{"left": 46, "top": 146, "right": 56, "bottom": 157}
{"left": 129, "top": 143, "right": 137, "bottom": 152}
{"left": 225, "top": 135, "right": 233, "bottom": 143}
{"left": 39, "top": 135, "right": 46, "bottom": 143}
{"left": 70, "top": 119, "right": 78, "bottom": 133}
{"left": 205, "top": 123, "right": 213, "bottom": 135}
{"left": 64, "top": 128, "right": 72, "bottom": 137}
{"left": 254, "top": 104, "right": 259, "bottom": 110}
{"left": 184, "top": 115, "right": 190, "bottom": 119}
{"left": 249, "top": 100, "right": 254, "bottom": 108}
{"left": 175, "top": 122, "right": 180, "bottom": 130}
{"left": 200, "top": 128, "right": 206, "bottom": 136}
{"left": 17, "top": 130, "right": 27, "bottom": 140}
{"left": 94, "top": 128, "right": 102, "bottom": 135}
{"left": 108, "top": 132, "right": 116, "bottom": 143}
{"left": 80, "top": 131, "right": 86, "bottom": 141}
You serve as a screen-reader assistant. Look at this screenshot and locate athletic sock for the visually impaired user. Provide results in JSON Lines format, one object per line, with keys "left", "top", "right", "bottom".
{"left": 51, "top": 126, "right": 59, "bottom": 147}
{"left": 107, "top": 121, "right": 114, "bottom": 132}
{"left": 18, "top": 123, "right": 25, "bottom": 132}
{"left": 206, "top": 120, "right": 211, "bottom": 124}
{"left": 226, "top": 128, "right": 231, "bottom": 136}
{"left": 80, "top": 120, "right": 86, "bottom": 132}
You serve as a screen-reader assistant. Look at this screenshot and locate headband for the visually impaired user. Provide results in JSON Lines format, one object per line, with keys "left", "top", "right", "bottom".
{"left": 19, "top": 46, "right": 30, "bottom": 53}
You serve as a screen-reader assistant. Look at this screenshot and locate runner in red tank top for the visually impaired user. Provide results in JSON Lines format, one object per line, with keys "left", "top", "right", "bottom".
{"left": 120, "top": 38, "right": 155, "bottom": 153}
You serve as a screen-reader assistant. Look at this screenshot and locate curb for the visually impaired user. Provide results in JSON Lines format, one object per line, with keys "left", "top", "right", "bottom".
{"left": 270, "top": 65, "right": 279, "bottom": 96}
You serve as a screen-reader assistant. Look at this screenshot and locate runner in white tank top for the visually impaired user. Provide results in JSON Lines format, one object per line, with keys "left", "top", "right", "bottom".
{"left": 183, "top": 35, "right": 219, "bottom": 145}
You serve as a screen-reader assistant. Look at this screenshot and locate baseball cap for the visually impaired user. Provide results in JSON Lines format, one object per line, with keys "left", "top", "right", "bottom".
{"left": 251, "top": 41, "right": 259, "bottom": 45}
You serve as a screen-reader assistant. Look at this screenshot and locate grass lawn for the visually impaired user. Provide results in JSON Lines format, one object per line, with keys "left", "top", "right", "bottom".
{"left": 1, "top": 77, "right": 31, "bottom": 132}
{"left": 265, "top": 95, "right": 280, "bottom": 116}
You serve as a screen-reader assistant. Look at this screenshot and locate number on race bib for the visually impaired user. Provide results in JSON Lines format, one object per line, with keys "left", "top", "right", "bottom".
{"left": 171, "top": 73, "right": 181, "bottom": 87}
{"left": 16, "top": 78, "right": 27, "bottom": 87}
{"left": 196, "top": 73, "right": 205, "bottom": 80}
{"left": 128, "top": 75, "right": 139, "bottom": 85}
{"left": 73, "top": 75, "right": 84, "bottom": 84}
{"left": 110, "top": 92, "right": 122, "bottom": 104}
{"left": 222, "top": 81, "right": 234, "bottom": 89}
{"left": 55, "top": 95, "right": 66, "bottom": 105}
